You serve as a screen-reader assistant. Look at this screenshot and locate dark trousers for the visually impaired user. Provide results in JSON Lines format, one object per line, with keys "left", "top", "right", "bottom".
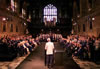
{"left": 46, "top": 54, "right": 54, "bottom": 67}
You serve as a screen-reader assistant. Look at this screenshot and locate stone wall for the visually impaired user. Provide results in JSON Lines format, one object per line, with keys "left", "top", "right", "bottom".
{"left": 0, "top": 10, "right": 27, "bottom": 36}
{"left": 73, "top": 0, "right": 100, "bottom": 37}
{"left": 76, "top": 14, "right": 100, "bottom": 37}
{"left": 0, "top": 0, "right": 27, "bottom": 36}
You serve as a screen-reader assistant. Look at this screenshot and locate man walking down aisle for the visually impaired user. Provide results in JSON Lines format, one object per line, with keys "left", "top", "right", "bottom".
{"left": 45, "top": 38, "right": 55, "bottom": 69}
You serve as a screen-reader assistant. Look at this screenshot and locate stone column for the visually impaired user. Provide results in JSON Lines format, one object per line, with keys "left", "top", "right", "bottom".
{"left": 80, "top": 0, "right": 88, "bottom": 16}
{"left": 15, "top": 0, "right": 20, "bottom": 15}
{"left": 73, "top": 1, "right": 78, "bottom": 18}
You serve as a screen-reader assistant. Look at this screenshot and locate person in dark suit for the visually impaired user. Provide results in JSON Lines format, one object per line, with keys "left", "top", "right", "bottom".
{"left": 88, "top": 38, "right": 95, "bottom": 61}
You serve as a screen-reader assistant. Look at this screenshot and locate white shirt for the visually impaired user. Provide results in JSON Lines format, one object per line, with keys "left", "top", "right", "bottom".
{"left": 45, "top": 42, "right": 54, "bottom": 55}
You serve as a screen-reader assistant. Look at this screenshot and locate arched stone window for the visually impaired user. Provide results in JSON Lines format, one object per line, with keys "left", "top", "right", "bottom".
{"left": 83, "top": 24, "right": 86, "bottom": 32}
{"left": 3, "top": 23, "right": 6, "bottom": 32}
{"left": 16, "top": 25, "right": 18, "bottom": 32}
{"left": 90, "top": 21, "right": 93, "bottom": 29}
{"left": 43, "top": 4, "right": 57, "bottom": 22}
{"left": 10, "top": 24, "right": 13, "bottom": 32}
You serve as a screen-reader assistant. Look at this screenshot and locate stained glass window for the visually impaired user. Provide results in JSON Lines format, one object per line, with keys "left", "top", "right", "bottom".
{"left": 43, "top": 4, "right": 57, "bottom": 22}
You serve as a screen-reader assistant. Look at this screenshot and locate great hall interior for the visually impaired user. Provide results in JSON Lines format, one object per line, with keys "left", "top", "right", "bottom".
{"left": 0, "top": 0, "right": 100, "bottom": 69}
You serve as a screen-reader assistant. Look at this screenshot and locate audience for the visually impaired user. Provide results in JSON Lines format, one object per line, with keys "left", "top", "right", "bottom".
{"left": 1, "top": 34, "right": 100, "bottom": 63}
{"left": 38, "top": 34, "right": 62, "bottom": 42}
{"left": 60, "top": 35, "right": 100, "bottom": 62}
{"left": 0, "top": 35, "right": 40, "bottom": 57}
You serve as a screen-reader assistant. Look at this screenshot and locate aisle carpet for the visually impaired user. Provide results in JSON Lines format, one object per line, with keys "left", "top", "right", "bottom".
{"left": 16, "top": 42, "right": 81, "bottom": 69}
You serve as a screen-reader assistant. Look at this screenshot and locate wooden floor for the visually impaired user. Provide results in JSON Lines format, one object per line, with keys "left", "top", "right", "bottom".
{"left": 16, "top": 42, "right": 81, "bottom": 69}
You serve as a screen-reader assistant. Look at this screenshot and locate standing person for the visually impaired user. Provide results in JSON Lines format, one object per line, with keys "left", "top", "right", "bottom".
{"left": 45, "top": 38, "right": 55, "bottom": 68}
{"left": 88, "top": 37, "right": 95, "bottom": 61}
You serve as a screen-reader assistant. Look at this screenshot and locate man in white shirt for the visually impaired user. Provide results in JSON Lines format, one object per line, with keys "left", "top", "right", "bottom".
{"left": 45, "top": 38, "right": 54, "bottom": 68}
